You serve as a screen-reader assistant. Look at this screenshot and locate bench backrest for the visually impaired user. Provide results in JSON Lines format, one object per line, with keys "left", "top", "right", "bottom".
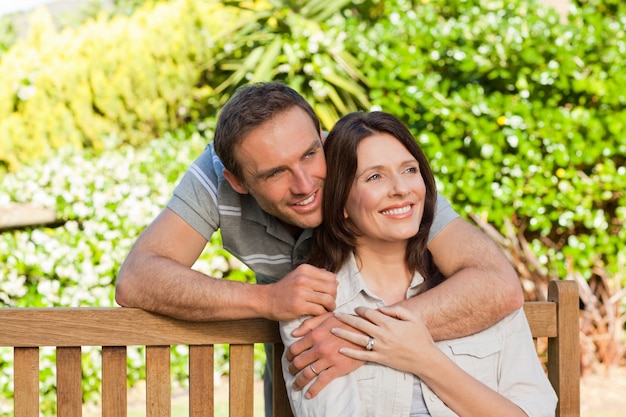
{"left": 523, "top": 279, "right": 580, "bottom": 417}
{"left": 0, "top": 279, "right": 580, "bottom": 417}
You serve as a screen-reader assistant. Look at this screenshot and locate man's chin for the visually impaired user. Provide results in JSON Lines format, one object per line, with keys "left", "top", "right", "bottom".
{"left": 286, "top": 213, "right": 322, "bottom": 230}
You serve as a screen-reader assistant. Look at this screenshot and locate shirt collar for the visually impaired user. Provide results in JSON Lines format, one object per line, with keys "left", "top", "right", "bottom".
{"left": 336, "top": 252, "right": 425, "bottom": 306}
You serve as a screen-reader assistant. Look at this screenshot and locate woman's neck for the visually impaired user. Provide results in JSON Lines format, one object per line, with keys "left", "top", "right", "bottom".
{"left": 354, "top": 241, "right": 411, "bottom": 305}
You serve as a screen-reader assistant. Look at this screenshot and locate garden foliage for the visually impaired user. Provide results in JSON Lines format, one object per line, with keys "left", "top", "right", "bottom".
{"left": 346, "top": 0, "right": 625, "bottom": 288}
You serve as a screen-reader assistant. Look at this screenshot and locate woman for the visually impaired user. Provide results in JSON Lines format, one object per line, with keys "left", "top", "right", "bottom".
{"left": 279, "top": 111, "right": 557, "bottom": 417}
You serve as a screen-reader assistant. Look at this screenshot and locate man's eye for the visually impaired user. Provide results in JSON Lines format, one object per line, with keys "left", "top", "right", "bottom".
{"left": 268, "top": 169, "right": 283, "bottom": 178}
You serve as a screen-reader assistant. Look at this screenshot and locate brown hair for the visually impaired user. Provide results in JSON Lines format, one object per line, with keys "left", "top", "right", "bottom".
{"left": 213, "top": 82, "right": 321, "bottom": 181}
{"left": 307, "top": 111, "right": 442, "bottom": 287}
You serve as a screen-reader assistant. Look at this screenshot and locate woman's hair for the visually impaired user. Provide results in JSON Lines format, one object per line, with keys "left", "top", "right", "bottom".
{"left": 307, "top": 111, "right": 443, "bottom": 288}
{"left": 213, "top": 81, "right": 321, "bottom": 181}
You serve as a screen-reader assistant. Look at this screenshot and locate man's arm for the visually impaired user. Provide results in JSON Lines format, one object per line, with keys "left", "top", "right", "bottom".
{"left": 286, "top": 217, "right": 523, "bottom": 397}
{"left": 398, "top": 217, "right": 524, "bottom": 340}
{"left": 115, "top": 208, "right": 337, "bottom": 321}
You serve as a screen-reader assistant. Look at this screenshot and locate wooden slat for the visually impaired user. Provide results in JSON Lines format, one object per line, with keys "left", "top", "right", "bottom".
{"left": 272, "top": 343, "right": 294, "bottom": 417}
{"left": 523, "top": 301, "right": 557, "bottom": 338}
{"left": 229, "top": 344, "right": 254, "bottom": 417}
{"left": 14, "top": 347, "right": 39, "bottom": 417}
{"left": 57, "top": 347, "right": 82, "bottom": 417}
{"left": 0, "top": 309, "right": 281, "bottom": 347}
{"left": 548, "top": 280, "right": 581, "bottom": 417}
{"left": 146, "top": 346, "right": 171, "bottom": 417}
{"left": 189, "top": 345, "right": 214, "bottom": 417}
{"left": 102, "top": 346, "right": 127, "bottom": 417}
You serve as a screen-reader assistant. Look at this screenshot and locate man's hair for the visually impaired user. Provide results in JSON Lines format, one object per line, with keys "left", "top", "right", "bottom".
{"left": 307, "top": 111, "right": 443, "bottom": 289}
{"left": 213, "top": 82, "right": 321, "bottom": 180}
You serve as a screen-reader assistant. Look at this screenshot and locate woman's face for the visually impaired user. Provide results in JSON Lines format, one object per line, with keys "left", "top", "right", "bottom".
{"left": 344, "top": 133, "right": 426, "bottom": 245}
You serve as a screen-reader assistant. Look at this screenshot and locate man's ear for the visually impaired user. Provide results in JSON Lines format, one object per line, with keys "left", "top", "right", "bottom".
{"left": 223, "top": 169, "right": 249, "bottom": 194}
{"left": 321, "top": 129, "right": 328, "bottom": 143}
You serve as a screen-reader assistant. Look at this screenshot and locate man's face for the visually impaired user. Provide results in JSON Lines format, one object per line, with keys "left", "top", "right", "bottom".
{"left": 225, "top": 107, "right": 326, "bottom": 232}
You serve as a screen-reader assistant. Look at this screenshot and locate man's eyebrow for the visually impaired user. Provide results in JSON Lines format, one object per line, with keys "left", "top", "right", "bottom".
{"left": 304, "top": 140, "right": 323, "bottom": 155}
{"left": 254, "top": 164, "right": 286, "bottom": 180}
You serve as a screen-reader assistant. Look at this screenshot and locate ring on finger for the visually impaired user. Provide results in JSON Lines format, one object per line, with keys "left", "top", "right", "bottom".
{"left": 309, "top": 364, "right": 320, "bottom": 376}
{"left": 365, "top": 336, "right": 375, "bottom": 351}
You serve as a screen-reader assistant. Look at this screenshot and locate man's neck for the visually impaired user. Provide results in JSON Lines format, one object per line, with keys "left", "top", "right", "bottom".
{"left": 280, "top": 221, "right": 304, "bottom": 240}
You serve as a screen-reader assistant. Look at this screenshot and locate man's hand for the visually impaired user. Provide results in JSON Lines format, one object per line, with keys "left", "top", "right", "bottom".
{"left": 267, "top": 264, "right": 338, "bottom": 321}
{"left": 285, "top": 312, "right": 365, "bottom": 398}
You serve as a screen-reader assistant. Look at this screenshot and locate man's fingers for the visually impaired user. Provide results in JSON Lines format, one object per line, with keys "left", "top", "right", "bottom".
{"left": 287, "top": 346, "right": 316, "bottom": 375}
{"left": 305, "top": 291, "right": 336, "bottom": 316}
{"left": 297, "top": 264, "right": 337, "bottom": 292}
{"left": 304, "top": 368, "right": 338, "bottom": 399}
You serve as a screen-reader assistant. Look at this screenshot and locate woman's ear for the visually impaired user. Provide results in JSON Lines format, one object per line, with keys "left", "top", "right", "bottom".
{"left": 343, "top": 208, "right": 349, "bottom": 219}
{"left": 223, "top": 169, "right": 249, "bottom": 194}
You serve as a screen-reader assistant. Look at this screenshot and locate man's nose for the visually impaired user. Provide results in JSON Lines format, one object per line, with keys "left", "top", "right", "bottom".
{"left": 291, "top": 166, "right": 314, "bottom": 194}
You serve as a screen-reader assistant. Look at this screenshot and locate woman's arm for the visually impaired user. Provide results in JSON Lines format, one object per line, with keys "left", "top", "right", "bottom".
{"left": 403, "top": 218, "right": 524, "bottom": 341}
{"left": 332, "top": 306, "right": 530, "bottom": 417}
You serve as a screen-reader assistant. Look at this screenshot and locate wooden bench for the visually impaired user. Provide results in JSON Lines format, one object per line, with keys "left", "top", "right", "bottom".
{"left": 0, "top": 279, "right": 580, "bottom": 416}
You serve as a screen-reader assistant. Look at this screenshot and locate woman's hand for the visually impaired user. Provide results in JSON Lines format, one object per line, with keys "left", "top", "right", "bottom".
{"left": 331, "top": 305, "right": 437, "bottom": 375}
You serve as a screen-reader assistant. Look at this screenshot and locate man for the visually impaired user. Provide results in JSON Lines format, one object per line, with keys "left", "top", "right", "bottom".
{"left": 115, "top": 82, "right": 523, "bottom": 413}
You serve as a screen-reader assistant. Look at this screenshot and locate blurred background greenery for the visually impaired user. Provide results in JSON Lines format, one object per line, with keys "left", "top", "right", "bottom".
{"left": 0, "top": 0, "right": 624, "bottom": 414}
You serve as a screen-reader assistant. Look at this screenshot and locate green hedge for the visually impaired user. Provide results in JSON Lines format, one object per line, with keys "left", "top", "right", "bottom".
{"left": 343, "top": 0, "right": 625, "bottom": 283}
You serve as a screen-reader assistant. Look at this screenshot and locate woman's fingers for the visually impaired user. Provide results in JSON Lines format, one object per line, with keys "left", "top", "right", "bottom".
{"left": 334, "top": 311, "right": 373, "bottom": 333}
{"left": 374, "top": 305, "right": 416, "bottom": 321}
{"left": 337, "top": 346, "right": 372, "bottom": 361}
{"left": 330, "top": 326, "right": 360, "bottom": 344}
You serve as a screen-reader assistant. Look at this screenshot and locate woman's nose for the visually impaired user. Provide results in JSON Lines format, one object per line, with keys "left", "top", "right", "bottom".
{"left": 390, "top": 174, "right": 410, "bottom": 195}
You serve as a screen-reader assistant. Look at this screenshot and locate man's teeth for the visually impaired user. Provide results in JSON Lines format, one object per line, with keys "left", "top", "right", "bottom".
{"left": 382, "top": 206, "right": 411, "bottom": 215}
{"left": 297, "top": 194, "right": 315, "bottom": 206}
